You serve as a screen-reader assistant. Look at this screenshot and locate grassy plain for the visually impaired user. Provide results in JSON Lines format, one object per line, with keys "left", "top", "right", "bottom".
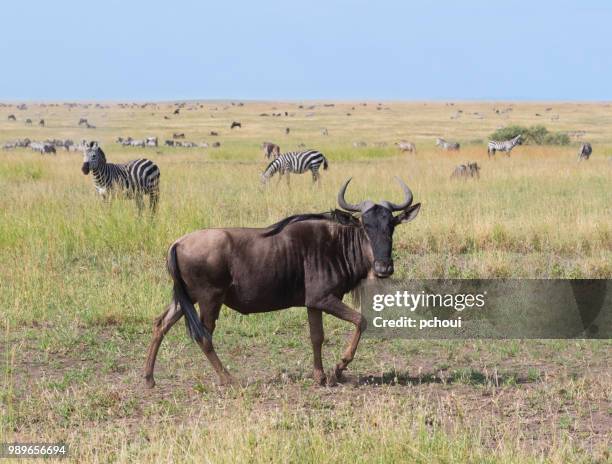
{"left": 0, "top": 101, "right": 610, "bottom": 462}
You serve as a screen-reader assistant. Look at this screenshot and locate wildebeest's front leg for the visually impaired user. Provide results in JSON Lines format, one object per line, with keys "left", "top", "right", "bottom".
{"left": 311, "top": 295, "right": 367, "bottom": 382}
{"left": 307, "top": 308, "right": 325, "bottom": 385}
{"left": 144, "top": 301, "right": 183, "bottom": 388}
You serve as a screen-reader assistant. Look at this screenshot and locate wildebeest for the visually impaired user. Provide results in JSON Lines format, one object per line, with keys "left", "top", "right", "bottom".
{"left": 451, "top": 162, "right": 480, "bottom": 179}
{"left": 211, "top": 141, "right": 221, "bottom": 147}
{"left": 30, "top": 142, "right": 56, "bottom": 155}
{"left": 39, "top": 119, "right": 45, "bottom": 127}
{"left": 78, "top": 118, "right": 88, "bottom": 126}
{"left": 396, "top": 141, "right": 416, "bottom": 153}
{"left": 262, "top": 141, "right": 281, "bottom": 159}
{"left": 8, "top": 114, "right": 16, "bottom": 121}
{"left": 173, "top": 132, "right": 185, "bottom": 139}
{"left": 230, "top": 121, "right": 241, "bottom": 129}
{"left": 285, "top": 127, "right": 290, "bottom": 135}
{"left": 578, "top": 142, "right": 592, "bottom": 161}
{"left": 173, "top": 108, "right": 180, "bottom": 115}
{"left": 436, "top": 138, "right": 460, "bottom": 151}
{"left": 143, "top": 178, "right": 421, "bottom": 387}
{"left": 210, "top": 131, "right": 218, "bottom": 136}
{"left": 164, "top": 140, "right": 175, "bottom": 147}
{"left": 25, "top": 118, "right": 32, "bottom": 125}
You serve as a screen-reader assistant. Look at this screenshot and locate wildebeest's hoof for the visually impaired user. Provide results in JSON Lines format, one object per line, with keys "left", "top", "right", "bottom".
{"left": 326, "top": 370, "right": 342, "bottom": 387}
{"left": 218, "top": 374, "right": 236, "bottom": 387}
{"left": 313, "top": 369, "right": 326, "bottom": 386}
{"left": 334, "top": 366, "right": 347, "bottom": 383}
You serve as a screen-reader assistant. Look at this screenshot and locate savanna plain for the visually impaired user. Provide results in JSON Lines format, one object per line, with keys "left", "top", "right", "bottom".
{"left": 0, "top": 101, "right": 610, "bottom": 462}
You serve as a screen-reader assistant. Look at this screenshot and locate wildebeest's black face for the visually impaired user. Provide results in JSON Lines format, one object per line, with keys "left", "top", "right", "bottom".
{"left": 338, "top": 177, "right": 421, "bottom": 278}
{"left": 361, "top": 204, "right": 421, "bottom": 278}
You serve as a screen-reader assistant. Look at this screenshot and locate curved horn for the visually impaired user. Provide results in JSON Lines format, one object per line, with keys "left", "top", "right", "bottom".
{"left": 380, "top": 177, "right": 413, "bottom": 211}
{"left": 337, "top": 178, "right": 362, "bottom": 212}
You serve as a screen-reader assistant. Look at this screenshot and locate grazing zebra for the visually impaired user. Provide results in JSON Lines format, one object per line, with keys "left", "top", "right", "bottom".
{"left": 451, "top": 162, "right": 480, "bottom": 180}
{"left": 261, "top": 150, "right": 328, "bottom": 185}
{"left": 577, "top": 142, "right": 592, "bottom": 161}
{"left": 436, "top": 138, "right": 460, "bottom": 151}
{"left": 487, "top": 134, "right": 522, "bottom": 158}
{"left": 262, "top": 141, "right": 280, "bottom": 159}
{"left": 81, "top": 141, "right": 160, "bottom": 213}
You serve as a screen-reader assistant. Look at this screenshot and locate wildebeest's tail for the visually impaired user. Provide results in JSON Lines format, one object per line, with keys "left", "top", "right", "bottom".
{"left": 167, "top": 243, "right": 212, "bottom": 343}
{"left": 323, "top": 156, "right": 329, "bottom": 170}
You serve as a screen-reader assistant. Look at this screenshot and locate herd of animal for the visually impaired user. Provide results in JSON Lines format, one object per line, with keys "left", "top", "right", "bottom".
{"left": 2, "top": 137, "right": 88, "bottom": 153}
{"left": 1, "top": 101, "right": 605, "bottom": 388}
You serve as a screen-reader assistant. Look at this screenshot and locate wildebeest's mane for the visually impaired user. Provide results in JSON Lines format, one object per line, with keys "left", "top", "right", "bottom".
{"left": 262, "top": 209, "right": 359, "bottom": 237}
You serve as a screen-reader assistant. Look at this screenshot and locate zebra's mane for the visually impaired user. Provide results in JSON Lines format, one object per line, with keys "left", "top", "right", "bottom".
{"left": 261, "top": 209, "right": 360, "bottom": 237}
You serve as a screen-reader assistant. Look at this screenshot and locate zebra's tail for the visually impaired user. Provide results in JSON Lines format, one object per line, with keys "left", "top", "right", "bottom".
{"left": 167, "top": 243, "right": 212, "bottom": 343}
{"left": 322, "top": 157, "right": 329, "bottom": 170}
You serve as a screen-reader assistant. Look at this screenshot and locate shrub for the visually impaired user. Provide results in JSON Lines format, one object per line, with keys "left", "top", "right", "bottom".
{"left": 489, "top": 125, "right": 570, "bottom": 145}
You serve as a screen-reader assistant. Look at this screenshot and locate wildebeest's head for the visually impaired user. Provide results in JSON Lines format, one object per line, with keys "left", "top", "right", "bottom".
{"left": 81, "top": 141, "right": 105, "bottom": 174}
{"left": 337, "top": 178, "right": 421, "bottom": 278}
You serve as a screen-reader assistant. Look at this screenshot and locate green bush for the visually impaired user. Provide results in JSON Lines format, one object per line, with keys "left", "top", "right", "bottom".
{"left": 489, "top": 125, "right": 570, "bottom": 145}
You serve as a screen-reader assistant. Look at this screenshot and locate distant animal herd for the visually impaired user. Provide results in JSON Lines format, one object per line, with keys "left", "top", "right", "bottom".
{"left": 1, "top": 102, "right": 602, "bottom": 214}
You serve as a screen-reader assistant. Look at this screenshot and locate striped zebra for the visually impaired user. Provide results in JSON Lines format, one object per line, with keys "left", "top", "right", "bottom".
{"left": 261, "top": 150, "right": 328, "bottom": 185}
{"left": 487, "top": 134, "right": 522, "bottom": 158}
{"left": 436, "top": 138, "right": 460, "bottom": 151}
{"left": 81, "top": 141, "right": 160, "bottom": 213}
{"left": 577, "top": 142, "right": 592, "bottom": 161}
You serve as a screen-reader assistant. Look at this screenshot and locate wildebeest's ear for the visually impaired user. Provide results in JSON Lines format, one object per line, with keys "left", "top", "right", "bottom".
{"left": 393, "top": 203, "right": 421, "bottom": 225}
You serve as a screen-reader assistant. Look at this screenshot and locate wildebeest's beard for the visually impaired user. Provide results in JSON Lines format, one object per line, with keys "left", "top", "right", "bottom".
{"left": 361, "top": 206, "right": 395, "bottom": 277}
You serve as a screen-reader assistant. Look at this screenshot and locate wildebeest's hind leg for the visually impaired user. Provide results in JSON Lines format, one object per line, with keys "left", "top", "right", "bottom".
{"left": 195, "top": 294, "right": 233, "bottom": 385}
{"left": 144, "top": 301, "right": 183, "bottom": 388}
{"left": 307, "top": 308, "right": 325, "bottom": 385}
{"left": 313, "top": 295, "right": 367, "bottom": 383}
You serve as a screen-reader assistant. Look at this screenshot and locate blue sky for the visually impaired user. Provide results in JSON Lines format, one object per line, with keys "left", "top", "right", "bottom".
{"left": 1, "top": 1, "right": 610, "bottom": 101}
